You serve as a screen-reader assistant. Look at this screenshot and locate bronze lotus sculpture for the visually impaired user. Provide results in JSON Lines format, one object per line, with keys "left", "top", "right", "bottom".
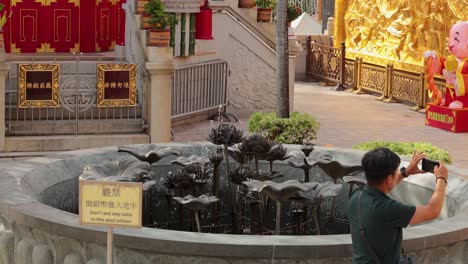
{"left": 77, "top": 124, "right": 365, "bottom": 236}
{"left": 118, "top": 144, "right": 180, "bottom": 164}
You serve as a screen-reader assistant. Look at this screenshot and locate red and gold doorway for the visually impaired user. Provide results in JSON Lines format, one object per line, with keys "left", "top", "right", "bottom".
{"left": 0, "top": 0, "right": 125, "bottom": 53}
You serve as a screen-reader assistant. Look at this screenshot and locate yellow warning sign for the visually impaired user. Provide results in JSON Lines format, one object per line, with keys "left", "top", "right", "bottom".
{"left": 79, "top": 180, "right": 142, "bottom": 228}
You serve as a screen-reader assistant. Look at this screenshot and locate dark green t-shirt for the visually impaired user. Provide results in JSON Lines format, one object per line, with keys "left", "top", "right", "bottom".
{"left": 348, "top": 186, "right": 416, "bottom": 264}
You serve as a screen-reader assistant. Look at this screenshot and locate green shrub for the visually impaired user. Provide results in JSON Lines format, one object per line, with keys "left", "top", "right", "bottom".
{"left": 247, "top": 112, "right": 319, "bottom": 144}
{"left": 353, "top": 141, "right": 452, "bottom": 164}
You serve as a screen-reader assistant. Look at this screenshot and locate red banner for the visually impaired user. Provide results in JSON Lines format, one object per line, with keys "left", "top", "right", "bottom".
{"left": 425, "top": 103, "right": 468, "bottom": 133}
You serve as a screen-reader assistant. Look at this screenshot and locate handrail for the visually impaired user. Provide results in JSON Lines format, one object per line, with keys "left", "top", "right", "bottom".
{"left": 211, "top": 6, "right": 276, "bottom": 50}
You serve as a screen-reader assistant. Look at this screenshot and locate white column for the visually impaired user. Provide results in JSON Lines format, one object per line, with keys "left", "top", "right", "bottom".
{"left": 0, "top": 63, "right": 10, "bottom": 151}
{"left": 145, "top": 47, "right": 175, "bottom": 143}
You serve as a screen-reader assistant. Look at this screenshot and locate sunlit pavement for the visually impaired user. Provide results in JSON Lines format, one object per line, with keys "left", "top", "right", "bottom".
{"left": 173, "top": 81, "right": 468, "bottom": 171}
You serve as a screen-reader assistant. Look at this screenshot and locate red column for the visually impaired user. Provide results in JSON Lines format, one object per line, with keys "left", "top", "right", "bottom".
{"left": 195, "top": 0, "right": 213, "bottom": 40}
{"left": 117, "top": 0, "right": 126, "bottom": 46}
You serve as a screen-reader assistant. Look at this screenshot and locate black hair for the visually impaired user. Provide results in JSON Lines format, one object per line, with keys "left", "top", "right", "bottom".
{"left": 362, "top": 147, "right": 400, "bottom": 185}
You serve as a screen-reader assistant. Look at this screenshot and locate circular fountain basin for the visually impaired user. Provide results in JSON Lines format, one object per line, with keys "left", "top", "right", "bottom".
{"left": 1, "top": 143, "right": 468, "bottom": 264}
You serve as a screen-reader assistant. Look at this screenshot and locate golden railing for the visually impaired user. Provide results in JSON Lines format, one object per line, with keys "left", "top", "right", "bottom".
{"left": 306, "top": 37, "right": 447, "bottom": 111}
{"left": 306, "top": 36, "right": 346, "bottom": 91}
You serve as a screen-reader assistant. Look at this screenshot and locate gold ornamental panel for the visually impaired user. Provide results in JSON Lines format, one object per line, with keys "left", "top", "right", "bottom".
{"left": 97, "top": 64, "right": 137, "bottom": 107}
{"left": 344, "top": 59, "right": 355, "bottom": 88}
{"left": 391, "top": 70, "right": 423, "bottom": 105}
{"left": 18, "top": 64, "right": 60, "bottom": 108}
{"left": 359, "top": 63, "right": 386, "bottom": 94}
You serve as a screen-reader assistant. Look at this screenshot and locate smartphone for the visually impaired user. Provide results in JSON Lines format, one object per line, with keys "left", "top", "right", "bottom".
{"left": 422, "top": 158, "right": 440, "bottom": 173}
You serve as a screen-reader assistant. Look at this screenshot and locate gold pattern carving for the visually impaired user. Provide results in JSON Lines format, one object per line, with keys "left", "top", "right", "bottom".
{"left": 391, "top": 71, "right": 422, "bottom": 104}
{"left": 344, "top": 60, "right": 355, "bottom": 87}
{"left": 11, "top": 0, "right": 22, "bottom": 7}
{"left": 71, "top": 42, "right": 80, "bottom": 52}
{"left": 336, "top": 0, "right": 468, "bottom": 67}
{"left": 360, "top": 65, "right": 386, "bottom": 93}
{"left": 11, "top": 43, "right": 21, "bottom": 53}
{"left": 97, "top": 64, "right": 137, "bottom": 107}
{"left": 36, "top": 43, "right": 56, "bottom": 53}
{"left": 18, "top": 64, "right": 60, "bottom": 108}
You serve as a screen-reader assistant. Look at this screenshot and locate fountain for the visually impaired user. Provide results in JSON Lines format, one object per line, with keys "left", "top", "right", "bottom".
{"left": 0, "top": 124, "right": 467, "bottom": 263}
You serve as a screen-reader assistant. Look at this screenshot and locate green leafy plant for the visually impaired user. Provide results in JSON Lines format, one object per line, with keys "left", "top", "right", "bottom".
{"left": 353, "top": 141, "right": 452, "bottom": 164}
{"left": 145, "top": 0, "right": 177, "bottom": 30}
{"left": 247, "top": 112, "right": 319, "bottom": 144}
{"left": 256, "top": 0, "right": 274, "bottom": 9}
{"left": 287, "top": 4, "right": 302, "bottom": 21}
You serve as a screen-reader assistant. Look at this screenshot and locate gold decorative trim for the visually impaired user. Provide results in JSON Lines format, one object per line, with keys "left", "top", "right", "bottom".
{"left": 36, "top": 43, "right": 56, "bottom": 53}
{"left": 11, "top": 0, "right": 22, "bottom": 7}
{"left": 71, "top": 42, "right": 80, "bottom": 52}
{"left": 97, "top": 64, "right": 137, "bottom": 107}
{"left": 11, "top": 43, "right": 21, "bottom": 53}
{"left": 18, "top": 64, "right": 60, "bottom": 108}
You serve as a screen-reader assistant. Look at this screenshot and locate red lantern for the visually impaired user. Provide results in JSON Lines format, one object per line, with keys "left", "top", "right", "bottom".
{"left": 195, "top": 0, "right": 213, "bottom": 40}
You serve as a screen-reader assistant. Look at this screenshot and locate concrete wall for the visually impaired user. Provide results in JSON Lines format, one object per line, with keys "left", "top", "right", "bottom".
{"left": 210, "top": 11, "right": 278, "bottom": 112}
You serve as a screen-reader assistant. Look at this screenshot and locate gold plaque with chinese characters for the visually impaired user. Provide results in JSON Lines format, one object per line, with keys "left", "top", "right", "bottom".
{"left": 97, "top": 64, "right": 137, "bottom": 107}
{"left": 18, "top": 64, "right": 60, "bottom": 108}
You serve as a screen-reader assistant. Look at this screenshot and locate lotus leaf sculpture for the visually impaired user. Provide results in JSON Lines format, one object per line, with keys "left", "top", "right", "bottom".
{"left": 172, "top": 194, "right": 219, "bottom": 212}
{"left": 287, "top": 150, "right": 362, "bottom": 182}
{"left": 343, "top": 171, "right": 367, "bottom": 197}
{"left": 118, "top": 144, "right": 180, "bottom": 164}
{"left": 242, "top": 179, "right": 318, "bottom": 235}
{"left": 171, "top": 155, "right": 211, "bottom": 168}
{"left": 296, "top": 181, "right": 343, "bottom": 200}
{"left": 242, "top": 180, "right": 318, "bottom": 202}
{"left": 79, "top": 158, "right": 151, "bottom": 184}
{"left": 172, "top": 194, "right": 220, "bottom": 232}
{"left": 229, "top": 167, "right": 283, "bottom": 185}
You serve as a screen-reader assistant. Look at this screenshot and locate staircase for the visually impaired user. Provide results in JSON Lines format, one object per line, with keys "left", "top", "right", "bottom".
{"left": 127, "top": 0, "right": 283, "bottom": 112}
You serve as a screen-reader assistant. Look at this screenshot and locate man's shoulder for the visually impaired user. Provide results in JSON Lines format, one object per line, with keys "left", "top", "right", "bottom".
{"left": 347, "top": 187, "right": 365, "bottom": 216}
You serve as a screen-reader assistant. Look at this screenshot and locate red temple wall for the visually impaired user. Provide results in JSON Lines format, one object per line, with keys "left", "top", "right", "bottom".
{"left": 0, "top": 0, "right": 125, "bottom": 53}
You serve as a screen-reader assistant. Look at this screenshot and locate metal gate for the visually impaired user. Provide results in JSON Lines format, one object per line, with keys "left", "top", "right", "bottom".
{"left": 5, "top": 56, "right": 145, "bottom": 136}
{"left": 172, "top": 60, "right": 228, "bottom": 118}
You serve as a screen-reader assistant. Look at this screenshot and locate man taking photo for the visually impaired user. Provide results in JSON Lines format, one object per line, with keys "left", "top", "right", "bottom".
{"left": 348, "top": 147, "right": 448, "bottom": 263}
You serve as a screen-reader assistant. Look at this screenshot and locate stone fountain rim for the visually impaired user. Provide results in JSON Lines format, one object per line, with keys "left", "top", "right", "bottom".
{"left": 2, "top": 143, "right": 468, "bottom": 259}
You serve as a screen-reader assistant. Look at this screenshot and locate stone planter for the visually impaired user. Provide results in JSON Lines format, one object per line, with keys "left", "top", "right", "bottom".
{"left": 238, "top": 0, "right": 255, "bottom": 8}
{"left": 148, "top": 29, "right": 171, "bottom": 47}
{"left": 141, "top": 14, "right": 152, "bottom": 30}
{"left": 257, "top": 8, "right": 272, "bottom": 22}
{"left": 137, "top": 0, "right": 149, "bottom": 14}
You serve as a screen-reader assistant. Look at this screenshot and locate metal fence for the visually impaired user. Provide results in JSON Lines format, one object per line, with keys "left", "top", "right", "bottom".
{"left": 306, "top": 37, "right": 346, "bottom": 90}
{"left": 172, "top": 60, "right": 228, "bottom": 118}
{"left": 306, "top": 37, "right": 439, "bottom": 111}
{"left": 5, "top": 57, "right": 144, "bottom": 136}
{"left": 288, "top": 0, "right": 318, "bottom": 15}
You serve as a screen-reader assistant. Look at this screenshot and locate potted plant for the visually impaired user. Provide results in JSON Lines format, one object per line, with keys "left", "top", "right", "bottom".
{"left": 145, "top": 0, "right": 177, "bottom": 47}
{"left": 238, "top": 0, "right": 255, "bottom": 9}
{"left": 287, "top": 4, "right": 302, "bottom": 26}
{"left": 137, "top": 0, "right": 149, "bottom": 14}
{"left": 256, "top": 0, "right": 273, "bottom": 22}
